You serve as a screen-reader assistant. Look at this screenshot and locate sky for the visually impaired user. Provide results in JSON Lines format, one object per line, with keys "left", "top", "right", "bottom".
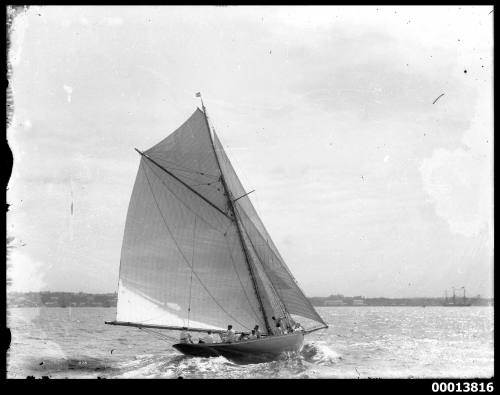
{"left": 7, "top": 6, "right": 493, "bottom": 298}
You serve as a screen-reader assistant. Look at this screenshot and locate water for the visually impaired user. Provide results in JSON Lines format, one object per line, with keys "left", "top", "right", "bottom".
{"left": 7, "top": 306, "right": 493, "bottom": 378}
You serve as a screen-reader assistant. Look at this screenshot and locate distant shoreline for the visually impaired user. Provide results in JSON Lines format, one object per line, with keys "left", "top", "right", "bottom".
{"left": 7, "top": 291, "right": 493, "bottom": 308}
{"left": 310, "top": 295, "right": 493, "bottom": 307}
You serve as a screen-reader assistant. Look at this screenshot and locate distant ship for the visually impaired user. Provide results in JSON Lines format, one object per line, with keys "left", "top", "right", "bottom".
{"left": 105, "top": 94, "right": 328, "bottom": 363}
{"left": 443, "top": 287, "right": 472, "bottom": 307}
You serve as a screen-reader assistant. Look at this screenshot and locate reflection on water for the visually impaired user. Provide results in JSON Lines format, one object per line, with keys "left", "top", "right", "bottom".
{"left": 7, "top": 306, "right": 494, "bottom": 378}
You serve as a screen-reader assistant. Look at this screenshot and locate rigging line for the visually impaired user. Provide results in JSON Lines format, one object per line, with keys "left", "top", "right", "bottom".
{"left": 263, "top": 255, "right": 325, "bottom": 324}
{"left": 223, "top": 202, "right": 271, "bottom": 330}
{"left": 233, "top": 222, "right": 283, "bottom": 319}
{"left": 137, "top": 149, "right": 232, "bottom": 222}
{"left": 232, "top": 201, "right": 282, "bottom": 260}
{"left": 150, "top": 163, "right": 221, "bottom": 185}
{"left": 188, "top": 182, "right": 220, "bottom": 188}
{"left": 146, "top": 162, "right": 221, "bottom": 187}
{"left": 148, "top": 161, "right": 213, "bottom": 178}
{"left": 233, "top": 190, "right": 256, "bottom": 203}
{"left": 253, "top": 250, "right": 286, "bottom": 318}
{"left": 236, "top": 207, "right": 325, "bottom": 325}
{"left": 139, "top": 327, "right": 179, "bottom": 343}
{"left": 237, "top": 206, "right": 305, "bottom": 290}
{"left": 232, "top": 196, "right": 290, "bottom": 267}
{"left": 146, "top": 150, "right": 218, "bottom": 177}
{"left": 252, "top": 257, "right": 287, "bottom": 321}
{"left": 143, "top": 159, "right": 228, "bottom": 234}
{"left": 151, "top": 140, "right": 223, "bottom": 178}
{"left": 237, "top": 214, "right": 290, "bottom": 319}
{"left": 202, "top": 107, "right": 271, "bottom": 334}
{"left": 187, "top": 216, "right": 197, "bottom": 327}
{"left": 145, "top": 160, "right": 258, "bottom": 326}
{"left": 141, "top": 163, "right": 251, "bottom": 331}
{"left": 222, "top": 232, "right": 264, "bottom": 324}
{"left": 147, "top": 155, "right": 220, "bottom": 179}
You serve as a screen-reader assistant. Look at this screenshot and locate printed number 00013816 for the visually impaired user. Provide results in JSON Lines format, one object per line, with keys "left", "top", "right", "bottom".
{"left": 431, "top": 382, "right": 494, "bottom": 393}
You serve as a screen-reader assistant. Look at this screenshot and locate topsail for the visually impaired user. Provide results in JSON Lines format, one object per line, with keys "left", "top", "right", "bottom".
{"left": 114, "top": 107, "right": 327, "bottom": 335}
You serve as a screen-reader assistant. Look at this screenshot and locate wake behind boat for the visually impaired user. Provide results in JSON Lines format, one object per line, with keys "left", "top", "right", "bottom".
{"left": 105, "top": 93, "right": 328, "bottom": 363}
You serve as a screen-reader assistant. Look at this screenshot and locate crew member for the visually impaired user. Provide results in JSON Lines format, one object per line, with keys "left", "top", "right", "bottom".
{"left": 198, "top": 330, "right": 215, "bottom": 344}
{"left": 180, "top": 330, "right": 193, "bottom": 344}
{"left": 253, "top": 325, "right": 262, "bottom": 338}
{"left": 221, "top": 324, "right": 236, "bottom": 343}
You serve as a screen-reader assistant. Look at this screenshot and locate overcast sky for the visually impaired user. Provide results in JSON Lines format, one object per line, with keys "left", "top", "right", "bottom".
{"left": 7, "top": 6, "right": 493, "bottom": 298}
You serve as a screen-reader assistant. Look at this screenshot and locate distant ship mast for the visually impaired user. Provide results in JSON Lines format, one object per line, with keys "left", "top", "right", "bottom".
{"left": 443, "top": 286, "right": 471, "bottom": 306}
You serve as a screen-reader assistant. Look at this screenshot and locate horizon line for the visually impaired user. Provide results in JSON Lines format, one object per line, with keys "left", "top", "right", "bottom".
{"left": 7, "top": 290, "right": 493, "bottom": 299}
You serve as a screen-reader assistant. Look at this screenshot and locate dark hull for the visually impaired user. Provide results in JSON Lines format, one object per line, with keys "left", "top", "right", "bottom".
{"left": 173, "top": 332, "right": 304, "bottom": 364}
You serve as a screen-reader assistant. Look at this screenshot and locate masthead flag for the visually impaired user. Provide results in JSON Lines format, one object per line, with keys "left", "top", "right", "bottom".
{"left": 195, "top": 92, "right": 201, "bottom": 97}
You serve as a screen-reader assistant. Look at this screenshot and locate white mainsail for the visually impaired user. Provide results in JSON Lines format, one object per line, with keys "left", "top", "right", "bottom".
{"left": 113, "top": 107, "right": 327, "bottom": 334}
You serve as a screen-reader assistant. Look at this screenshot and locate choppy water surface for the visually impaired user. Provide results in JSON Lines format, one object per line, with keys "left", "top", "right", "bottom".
{"left": 7, "top": 306, "right": 493, "bottom": 378}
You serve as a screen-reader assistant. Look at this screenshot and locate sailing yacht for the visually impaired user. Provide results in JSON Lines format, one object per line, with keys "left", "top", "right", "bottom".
{"left": 106, "top": 95, "right": 328, "bottom": 363}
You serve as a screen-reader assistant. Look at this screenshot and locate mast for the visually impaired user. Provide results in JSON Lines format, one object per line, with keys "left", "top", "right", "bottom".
{"left": 198, "top": 94, "right": 273, "bottom": 335}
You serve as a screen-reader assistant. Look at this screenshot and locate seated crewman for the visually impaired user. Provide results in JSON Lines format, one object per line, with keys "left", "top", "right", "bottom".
{"left": 271, "top": 316, "right": 287, "bottom": 332}
{"left": 238, "top": 332, "right": 249, "bottom": 341}
{"left": 198, "top": 330, "right": 215, "bottom": 344}
{"left": 180, "top": 330, "right": 193, "bottom": 344}
{"left": 221, "top": 325, "right": 236, "bottom": 343}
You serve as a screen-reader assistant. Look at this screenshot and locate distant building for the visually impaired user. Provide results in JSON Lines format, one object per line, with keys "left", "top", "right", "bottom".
{"left": 352, "top": 299, "right": 366, "bottom": 306}
{"left": 324, "top": 299, "right": 347, "bottom": 306}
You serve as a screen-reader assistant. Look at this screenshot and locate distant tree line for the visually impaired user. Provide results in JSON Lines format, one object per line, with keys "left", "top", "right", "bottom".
{"left": 8, "top": 291, "right": 118, "bottom": 307}
{"left": 7, "top": 291, "right": 493, "bottom": 307}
